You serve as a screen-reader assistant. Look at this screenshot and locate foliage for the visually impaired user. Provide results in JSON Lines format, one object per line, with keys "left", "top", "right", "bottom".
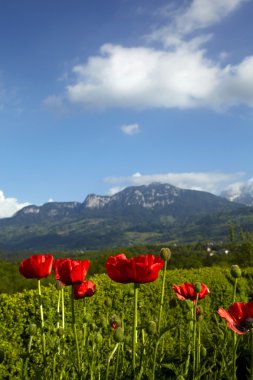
{"left": 0, "top": 264, "right": 253, "bottom": 379}
{"left": 1, "top": 239, "right": 253, "bottom": 294}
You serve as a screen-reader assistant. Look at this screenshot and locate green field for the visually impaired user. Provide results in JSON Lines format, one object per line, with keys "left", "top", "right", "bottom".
{"left": 1, "top": 252, "right": 253, "bottom": 379}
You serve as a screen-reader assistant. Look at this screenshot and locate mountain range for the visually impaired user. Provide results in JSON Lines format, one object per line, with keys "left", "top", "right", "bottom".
{"left": 0, "top": 183, "right": 253, "bottom": 252}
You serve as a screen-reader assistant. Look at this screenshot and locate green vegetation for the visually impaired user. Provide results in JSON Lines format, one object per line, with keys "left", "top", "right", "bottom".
{"left": 0, "top": 240, "right": 253, "bottom": 378}
{"left": 0, "top": 264, "right": 253, "bottom": 379}
{"left": 1, "top": 237, "right": 253, "bottom": 294}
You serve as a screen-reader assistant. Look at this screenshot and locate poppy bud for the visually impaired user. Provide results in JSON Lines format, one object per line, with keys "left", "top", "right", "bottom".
{"left": 96, "top": 332, "right": 103, "bottom": 345}
{"left": 99, "top": 316, "right": 107, "bottom": 329}
{"left": 230, "top": 265, "right": 242, "bottom": 279}
{"left": 0, "top": 349, "right": 4, "bottom": 364}
{"left": 109, "top": 315, "right": 121, "bottom": 330}
{"left": 29, "top": 323, "right": 37, "bottom": 336}
{"left": 57, "top": 327, "right": 64, "bottom": 338}
{"left": 196, "top": 306, "right": 204, "bottom": 320}
{"left": 160, "top": 248, "right": 171, "bottom": 261}
{"left": 146, "top": 321, "right": 157, "bottom": 336}
{"left": 194, "top": 282, "right": 202, "bottom": 293}
{"left": 55, "top": 280, "right": 64, "bottom": 291}
{"left": 201, "top": 345, "right": 207, "bottom": 357}
{"left": 114, "top": 327, "right": 124, "bottom": 343}
{"left": 127, "top": 288, "right": 135, "bottom": 297}
{"left": 104, "top": 297, "right": 112, "bottom": 307}
{"left": 83, "top": 313, "right": 92, "bottom": 323}
{"left": 176, "top": 376, "right": 185, "bottom": 380}
{"left": 90, "top": 323, "right": 97, "bottom": 331}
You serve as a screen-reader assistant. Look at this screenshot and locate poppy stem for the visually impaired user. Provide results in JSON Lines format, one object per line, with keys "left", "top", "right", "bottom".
{"left": 192, "top": 297, "right": 198, "bottom": 378}
{"left": 37, "top": 279, "right": 46, "bottom": 367}
{"left": 196, "top": 315, "right": 201, "bottom": 376}
{"left": 251, "top": 330, "right": 253, "bottom": 380}
{"left": 151, "top": 260, "right": 168, "bottom": 380}
{"left": 233, "top": 278, "right": 237, "bottom": 303}
{"left": 106, "top": 343, "right": 119, "bottom": 380}
{"left": 184, "top": 304, "right": 193, "bottom": 378}
{"left": 61, "top": 287, "right": 65, "bottom": 331}
{"left": 132, "top": 283, "right": 139, "bottom": 379}
{"left": 57, "top": 290, "right": 61, "bottom": 330}
{"left": 157, "top": 259, "right": 167, "bottom": 334}
{"left": 71, "top": 285, "right": 82, "bottom": 377}
{"left": 231, "top": 278, "right": 238, "bottom": 380}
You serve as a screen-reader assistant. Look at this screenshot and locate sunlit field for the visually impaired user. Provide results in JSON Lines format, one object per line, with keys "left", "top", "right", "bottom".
{"left": 1, "top": 247, "right": 253, "bottom": 379}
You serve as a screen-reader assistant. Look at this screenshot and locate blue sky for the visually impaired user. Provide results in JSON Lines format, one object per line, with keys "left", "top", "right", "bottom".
{"left": 1, "top": 0, "right": 253, "bottom": 217}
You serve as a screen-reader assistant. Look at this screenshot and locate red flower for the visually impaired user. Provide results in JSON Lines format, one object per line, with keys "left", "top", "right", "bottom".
{"left": 53, "top": 258, "right": 90, "bottom": 285}
{"left": 218, "top": 302, "right": 253, "bottom": 335}
{"left": 105, "top": 253, "right": 164, "bottom": 284}
{"left": 73, "top": 280, "right": 96, "bottom": 300}
{"left": 172, "top": 282, "right": 210, "bottom": 303}
{"left": 19, "top": 254, "right": 54, "bottom": 279}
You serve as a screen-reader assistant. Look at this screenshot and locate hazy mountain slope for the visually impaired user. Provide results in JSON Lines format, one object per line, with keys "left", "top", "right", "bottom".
{"left": 0, "top": 183, "right": 251, "bottom": 251}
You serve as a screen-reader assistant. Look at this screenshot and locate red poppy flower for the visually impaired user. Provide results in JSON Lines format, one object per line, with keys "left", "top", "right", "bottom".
{"left": 53, "top": 258, "right": 90, "bottom": 285}
{"left": 73, "top": 280, "right": 96, "bottom": 300}
{"left": 19, "top": 254, "right": 54, "bottom": 279}
{"left": 105, "top": 253, "right": 164, "bottom": 284}
{"left": 172, "top": 282, "right": 210, "bottom": 303}
{"left": 218, "top": 302, "right": 253, "bottom": 335}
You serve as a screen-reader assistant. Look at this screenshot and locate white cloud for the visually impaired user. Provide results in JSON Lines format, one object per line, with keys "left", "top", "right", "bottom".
{"left": 107, "top": 186, "right": 125, "bottom": 195}
{"left": 0, "top": 190, "right": 30, "bottom": 218}
{"left": 66, "top": 43, "right": 220, "bottom": 109}
{"left": 65, "top": 42, "right": 253, "bottom": 111}
{"left": 47, "top": 0, "right": 252, "bottom": 111}
{"left": 221, "top": 177, "right": 253, "bottom": 200}
{"left": 150, "top": 0, "right": 245, "bottom": 45}
{"left": 105, "top": 171, "right": 244, "bottom": 195}
{"left": 121, "top": 123, "right": 140, "bottom": 135}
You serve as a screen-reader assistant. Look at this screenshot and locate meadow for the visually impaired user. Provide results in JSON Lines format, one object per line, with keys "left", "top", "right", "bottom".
{"left": 0, "top": 243, "right": 253, "bottom": 379}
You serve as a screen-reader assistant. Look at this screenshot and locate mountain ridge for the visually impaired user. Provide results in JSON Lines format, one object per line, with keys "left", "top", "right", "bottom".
{"left": 0, "top": 183, "right": 252, "bottom": 252}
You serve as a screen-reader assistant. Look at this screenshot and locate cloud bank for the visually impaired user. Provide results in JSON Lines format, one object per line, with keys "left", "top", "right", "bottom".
{"left": 0, "top": 191, "right": 30, "bottom": 218}
{"left": 104, "top": 171, "right": 245, "bottom": 195}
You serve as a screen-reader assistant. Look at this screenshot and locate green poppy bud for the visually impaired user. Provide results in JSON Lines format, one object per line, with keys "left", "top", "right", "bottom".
{"left": 99, "top": 316, "right": 107, "bottom": 329}
{"left": 127, "top": 288, "right": 135, "bottom": 297}
{"left": 176, "top": 376, "right": 185, "bottom": 380}
{"left": 201, "top": 345, "right": 207, "bottom": 357}
{"left": 146, "top": 321, "right": 157, "bottom": 336}
{"left": 90, "top": 323, "right": 97, "bottom": 331}
{"left": 0, "top": 349, "right": 4, "bottom": 364}
{"left": 57, "top": 327, "right": 64, "bottom": 338}
{"left": 194, "top": 282, "right": 202, "bottom": 293}
{"left": 83, "top": 313, "right": 92, "bottom": 323}
{"left": 230, "top": 265, "right": 242, "bottom": 279}
{"left": 104, "top": 297, "right": 112, "bottom": 307}
{"left": 114, "top": 327, "right": 124, "bottom": 343}
{"left": 55, "top": 280, "right": 64, "bottom": 291}
{"left": 29, "top": 323, "right": 37, "bottom": 336}
{"left": 96, "top": 332, "right": 103, "bottom": 345}
{"left": 160, "top": 248, "right": 171, "bottom": 261}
